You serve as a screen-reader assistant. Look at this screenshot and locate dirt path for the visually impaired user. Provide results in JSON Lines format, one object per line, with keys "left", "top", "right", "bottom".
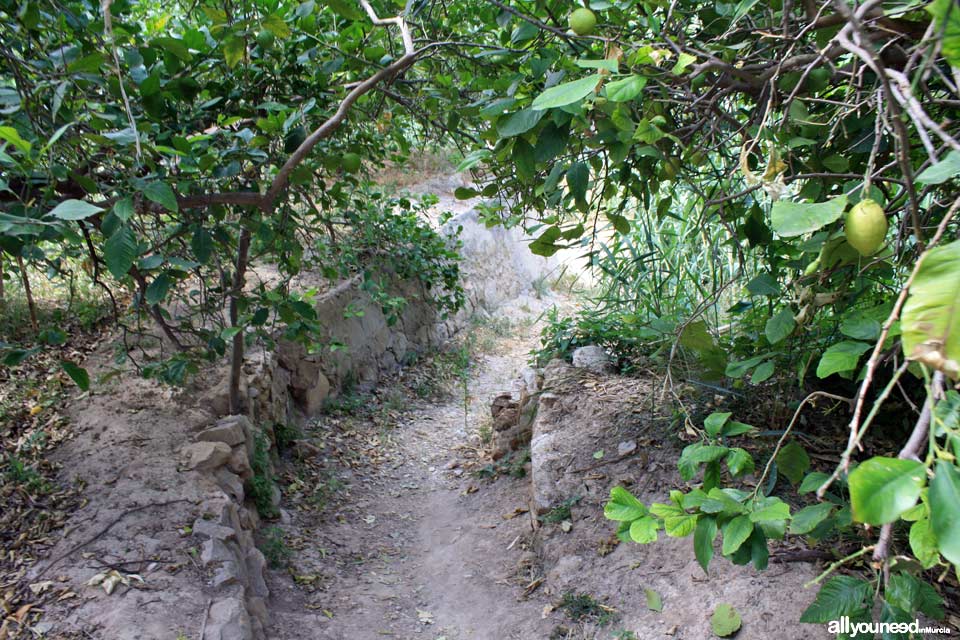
{"left": 268, "top": 308, "right": 558, "bottom": 639}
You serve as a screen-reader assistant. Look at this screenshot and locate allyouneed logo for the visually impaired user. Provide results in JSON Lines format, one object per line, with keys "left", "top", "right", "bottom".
{"left": 828, "top": 617, "right": 953, "bottom": 636}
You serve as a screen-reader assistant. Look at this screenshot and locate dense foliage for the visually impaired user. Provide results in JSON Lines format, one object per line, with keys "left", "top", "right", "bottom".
{"left": 2, "top": 0, "right": 960, "bottom": 632}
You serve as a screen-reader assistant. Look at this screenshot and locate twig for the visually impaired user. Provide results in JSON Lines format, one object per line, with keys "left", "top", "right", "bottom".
{"left": 35, "top": 499, "right": 192, "bottom": 577}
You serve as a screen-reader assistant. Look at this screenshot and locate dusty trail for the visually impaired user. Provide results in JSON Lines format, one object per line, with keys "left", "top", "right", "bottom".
{"left": 269, "top": 310, "right": 557, "bottom": 639}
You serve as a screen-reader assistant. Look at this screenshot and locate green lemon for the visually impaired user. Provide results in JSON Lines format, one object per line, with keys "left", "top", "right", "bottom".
{"left": 568, "top": 8, "right": 597, "bottom": 35}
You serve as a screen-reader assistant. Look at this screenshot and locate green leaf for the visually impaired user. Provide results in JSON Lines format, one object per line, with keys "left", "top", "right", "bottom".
{"left": 694, "top": 516, "right": 717, "bottom": 573}
{"left": 722, "top": 421, "right": 755, "bottom": 437}
{"left": 917, "top": 150, "right": 960, "bottom": 185}
{"left": 800, "top": 576, "right": 872, "bottom": 623}
{"left": 764, "top": 308, "right": 795, "bottom": 344}
{"left": 901, "top": 239, "right": 960, "bottom": 378}
{"left": 530, "top": 226, "right": 562, "bottom": 257}
{"left": 770, "top": 195, "right": 847, "bottom": 237}
{"left": 604, "top": 75, "right": 647, "bottom": 102}
{"left": 929, "top": 460, "right": 960, "bottom": 565}
{"left": 663, "top": 512, "right": 698, "bottom": 537}
{"left": 261, "top": 14, "right": 292, "bottom": 38}
{"left": 927, "top": 0, "right": 960, "bottom": 68}
{"left": 749, "top": 497, "right": 791, "bottom": 523}
{"left": 497, "top": 108, "right": 544, "bottom": 137}
{"left": 725, "top": 448, "right": 754, "bottom": 477}
{"left": 671, "top": 52, "right": 696, "bottom": 75}
{"left": 816, "top": 340, "right": 872, "bottom": 378}
{"left": 840, "top": 315, "right": 882, "bottom": 341}
{"left": 678, "top": 443, "right": 729, "bottom": 481}
{"left": 910, "top": 518, "right": 941, "bottom": 568}
{"left": 750, "top": 360, "right": 775, "bottom": 384}
{"left": 566, "top": 161, "right": 589, "bottom": 207}
{"left": 789, "top": 503, "right": 834, "bottom": 535}
{"left": 104, "top": 226, "right": 138, "bottom": 280}
{"left": 456, "top": 149, "right": 490, "bottom": 172}
{"left": 48, "top": 199, "right": 104, "bottom": 221}
{"left": 191, "top": 227, "right": 213, "bottom": 264}
{"left": 710, "top": 603, "right": 742, "bottom": 637}
{"left": 223, "top": 34, "right": 246, "bottom": 68}
{"left": 704, "top": 412, "right": 731, "bottom": 437}
{"left": 606, "top": 212, "right": 630, "bottom": 234}
{"left": 775, "top": 441, "right": 810, "bottom": 484}
{"left": 746, "top": 273, "right": 779, "bottom": 296}
{"left": 645, "top": 588, "right": 663, "bottom": 612}
{"left": 604, "top": 486, "right": 648, "bottom": 521}
{"left": 531, "top": 74, "right": 601, "bottom": 110}
{"left": 142, "top": 182, "right": 179, "bottom": 213}
{"left": 113, "top": 197, "right": 135, "bottom": 223}
{"left": 799, "top": 471, "right": 831, "bottom": 495}
{"left": 0, "top": 125, "right": 32, "bottom": 155}
{"left": 454, "top": 187, "right": 480, "bottom": 200}
{"left": 849, "top": 457, "right": 926, "bottom": 525}
{"left": 145, "top": 272, "right": 172, "bottom": 305}
{"left": 629, "top": 516, "right": 659, "bottom": 543}
{"left": 60, "top": 360, "right": 90, "bottom": 391}
{"left": 153, "top": 37, "right": 193, "bottom": 62}
{"left": 721, "top": 515, "right": 753, "bottom": 555}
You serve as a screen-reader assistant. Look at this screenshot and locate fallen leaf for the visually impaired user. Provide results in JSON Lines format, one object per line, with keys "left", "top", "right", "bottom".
{"left": 28, "top": 581, "right": 54, "bottom": 595}
{"left": 417, "top": 609, "right": 434, "bottom": 624}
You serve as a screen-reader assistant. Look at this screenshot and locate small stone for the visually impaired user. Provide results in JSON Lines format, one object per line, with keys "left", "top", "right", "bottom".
{"left": 617, "top": 440, "right": 637, "bottom": 457}
{"left": 181, "top": 441, "right": 231, "bottom": 471}
{"left": 200, "top": 539, "right": 237, "bottom": 566}
{"left": 571, "top": 345, "right": 614, "bottom": 373}
{"left": 443, "top": 460, "right": 459, "bottom": 470}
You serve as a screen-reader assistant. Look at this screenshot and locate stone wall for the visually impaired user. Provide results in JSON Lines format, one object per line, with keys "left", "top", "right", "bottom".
{"left": 179, "top": 415, "right": 273, "bottom": 640}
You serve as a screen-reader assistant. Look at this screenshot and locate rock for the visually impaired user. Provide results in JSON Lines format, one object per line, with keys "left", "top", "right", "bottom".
{"left": 247, "top": 596, "right": 269, "bottom": 627}
{"left": 571, "top": 345, "right": 614, "bottom": 373}
{"left": 617, "top": 440, "right": 637, "bottom": 457}
{"left": 206, "top": 374, "right": 248, "bottom": 418}
{"left": 193, "top": 518, "right": 236, "bottom": 542}
{"left": 228, "top": 446, "right": 253, "bottom": 480}
{"left": 214, "top": 468, "right": 245, "bottom": 502}
{"left": 297, "top": 372, "right": 330, "bottom": 415}
{"left": 195, "top": 420, "right": 247, "bottom": 447}
{"left": 490, "top": 391, "right": 535, "bottom": 461}
{"left": 200, "top": 538, "right": 240, "bottom": 567}
{"left": 181, "top": 441, "right": 232, "bottom": 471}
{"left": 204, "top": 597, "right": 253, "bottom": 640}
{"left": 246, "top": 547, "right": 270, "bottom": 598}
{"left": 212, "top": 561, "right": 244, "bottom": 588}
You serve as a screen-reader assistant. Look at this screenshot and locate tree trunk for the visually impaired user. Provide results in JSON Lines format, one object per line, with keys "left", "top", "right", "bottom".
{"left": 15, "top": 254, "right": 38, "bottom": 333}
{"left": 228, "top": 227, "right": 252, "bottom": 415}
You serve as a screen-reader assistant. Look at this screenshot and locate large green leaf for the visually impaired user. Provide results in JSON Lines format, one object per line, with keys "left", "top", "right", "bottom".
{"left": 764, "top": 308, "right": 795, "bottom": 344}
{"left": 928, "top": 0, "right": 960, "bottom": 68}
{"left": 917, "top": 149, "right": 960, "bottom": 185}
{"left": 800, "top": 575, "right": 872, "bottom": 623}
{"left": 142, "top": 182, "right": 179, "bottom": 213}
{"left": 104, "top": 225, "right": 138, "bottom": 279}
{"left": 789, "top": 503, "right": 834, "bottom": 535}
{"left": 60, "top": 360, "right": 90, "bottom": 391}
{"left": 629, "top": 516, "right": 659, "bottom": 543}
{"left": 929, "top": 460, "right": 960, "bottom": 565}
{"left": 721, "top": 515, "right": 753, "bottom": 555}
{"left": 496, "top": 108, "right": 544, "bottom": 137}
{"left": 770, "top": 195, "right": 847, "bottom": 237}
{"left": 604, "top": 486, "right": 647, "bottom": 521}
{"left": 816, "top": 340, "right": 871, "bottom": 378}
{"left": 901, "top": 239, "right": 960, "bottom": 378}
{"left": 693, "top": 515, "right": 717, "bottom": 572}
{"left": 604, "top": 75, "right": 646, "bottom": 102}
{"left": 531, "top": 74, "right": 601, "bottom": 110}
{"left": 48, "top": 199, "right": 104, "bottom": 221}
{"left": 848, "top": 457, "right": 926, "bottom": 525}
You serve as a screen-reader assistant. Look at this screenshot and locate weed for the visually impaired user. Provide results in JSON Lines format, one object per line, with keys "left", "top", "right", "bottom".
{"left": 259, "top": 526, "right": 291, "bottom": 568}
{"left": 475, "top": 448, "right": 530, "bottom": 480}
{"left": 3, "top": 454, "right": 49, "bottom": 493}
{"left": 540, "top": 495, "right": 582, "bottom": 524}
{"left": 249, "top": 431, "right": 280, "bottom": 519}
{"left": 612, "top": 631, "right": 638, "bottom": 640}
{"left": 274, "top": 422, "right": 301, "bottom": 452}
{"left": 559, "top": 592, "right": 617, "bottom": 626}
